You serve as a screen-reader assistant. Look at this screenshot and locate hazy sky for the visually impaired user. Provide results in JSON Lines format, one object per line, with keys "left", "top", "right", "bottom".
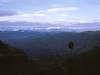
{"left": 0, "top": 0, "right": 100, "bottom": 23}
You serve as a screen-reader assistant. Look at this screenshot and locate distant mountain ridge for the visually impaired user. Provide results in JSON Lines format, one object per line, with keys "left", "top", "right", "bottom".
{"left": 0, "top": 21, "right": 100, "bottom": 32}
{"left": 0, "top": 31, "right": 60, "bottom": 41}
{"left": 6, "top": 31, "right": 100, "bottom": 59}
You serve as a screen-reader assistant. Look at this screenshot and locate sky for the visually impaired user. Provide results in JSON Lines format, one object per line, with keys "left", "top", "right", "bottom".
{"left": 0, "top": 0, "right": 100, "bottom": 23}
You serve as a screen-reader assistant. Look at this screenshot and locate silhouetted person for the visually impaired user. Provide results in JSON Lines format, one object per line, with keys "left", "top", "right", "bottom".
{"left": 68, "top": 41, "right": 74, "bottom": 75}
{"left": 68, "top": 41, "right": 74, "bottom": 49}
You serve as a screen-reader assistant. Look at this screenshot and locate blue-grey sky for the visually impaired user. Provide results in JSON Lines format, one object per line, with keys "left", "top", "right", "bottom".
{"left": 0, "top": 0, "right": 100, "bottom": 23}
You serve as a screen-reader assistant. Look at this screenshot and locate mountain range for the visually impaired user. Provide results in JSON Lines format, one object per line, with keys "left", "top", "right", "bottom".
{"left": 0, "top": 21, "right": 100, "bottom": 32}
{"left": 0, "top": 40, "right": 100, "bottom": 75}
{"left": 2, "top": 31, "right": 100, "bottom": 60}
{"left": 0, "top": 30, "right": 100, "bottom": 75}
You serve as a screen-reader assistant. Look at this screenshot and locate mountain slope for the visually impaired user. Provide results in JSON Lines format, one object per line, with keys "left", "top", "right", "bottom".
{"left": 70, "top": 46, "right": 100, "bottom": 75}
{"left": 0, "top": 40, "right": 28, "bottom": 63}
{"left": 0, "top": 40, "right": 100, "bottom": 75}
{"left": 7, "top": 31, "right": 100, "bottom": 59}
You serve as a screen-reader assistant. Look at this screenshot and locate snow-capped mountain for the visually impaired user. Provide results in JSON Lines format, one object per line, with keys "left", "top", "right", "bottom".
{"left": 0, "top": 21, "right": 100, "bottom": 32}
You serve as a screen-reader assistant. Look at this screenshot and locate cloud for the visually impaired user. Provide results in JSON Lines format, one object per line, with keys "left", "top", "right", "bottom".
{"left": 83, "top": 0, "right": 100, "bottom": 5}
{"left": 50, "top": 4, "right": 61, "bottom": 7}
{"left": 19, "top": 13, "right": 45, "bottom": 17}
{"left": 47, "top": 7, "right": 79, "bottom": 12}
{"left": 57, "top": 14, "right": 68, "bottom": 17}
{"left": 0, "top": 0, "right": 10, "bottom": 3}
{"left": 34, "top": 10, "right": 45, "bottom": 14}
{"left": 46, "top": 27, "right": 62, "bottom": 30}
{"left": 0, "top": 6, "right": 79, "bottom": 22}
{"left": 0, "top": 12, "right": 46, "bottom": 22}
{"left": 0, "top": 0, "right": 21, "bottom": 3}
{"left": 0, "top": 10, "right": 18, "bottom": 16}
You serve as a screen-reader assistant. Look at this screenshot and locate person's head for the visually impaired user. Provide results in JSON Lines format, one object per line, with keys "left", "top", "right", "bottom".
{"left": 68, "top": 41, "right": 74, "bottom": 49}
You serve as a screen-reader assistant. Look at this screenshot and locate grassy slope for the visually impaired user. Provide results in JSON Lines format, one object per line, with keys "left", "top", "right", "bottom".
{"left": 0, "top": 41, "right": 100, "bottom": 75}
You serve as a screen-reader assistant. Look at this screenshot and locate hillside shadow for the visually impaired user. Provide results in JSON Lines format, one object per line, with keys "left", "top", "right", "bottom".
{"left": 0, "top": 40, "right": 100, "bottom": 75}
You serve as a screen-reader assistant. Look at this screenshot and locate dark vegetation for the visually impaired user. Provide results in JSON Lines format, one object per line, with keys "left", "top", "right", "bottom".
{"left": 5, "top": 31, "right": 100, "bottom": 59}
{"left": 0, "top": 41, "right": 100, "bottom": 75}
{"left": 0, "top": 31, "right": 100, "bottom": 75}
{"left": 0, "top": 40, "right": 28, "bottom": 64}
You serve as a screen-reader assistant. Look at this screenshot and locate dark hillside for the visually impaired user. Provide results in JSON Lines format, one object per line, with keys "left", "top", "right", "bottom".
{"left": 70, "top": 46, "right": 100, "bottom": 75}
{"left": 7, "top": 31, "right": 100, "bottom": 59}
{"left": 0, "top": 40, "right": 28, "bottom": 64}
{"left": 0, "top": 41, "right": 100, "bottom": 75}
